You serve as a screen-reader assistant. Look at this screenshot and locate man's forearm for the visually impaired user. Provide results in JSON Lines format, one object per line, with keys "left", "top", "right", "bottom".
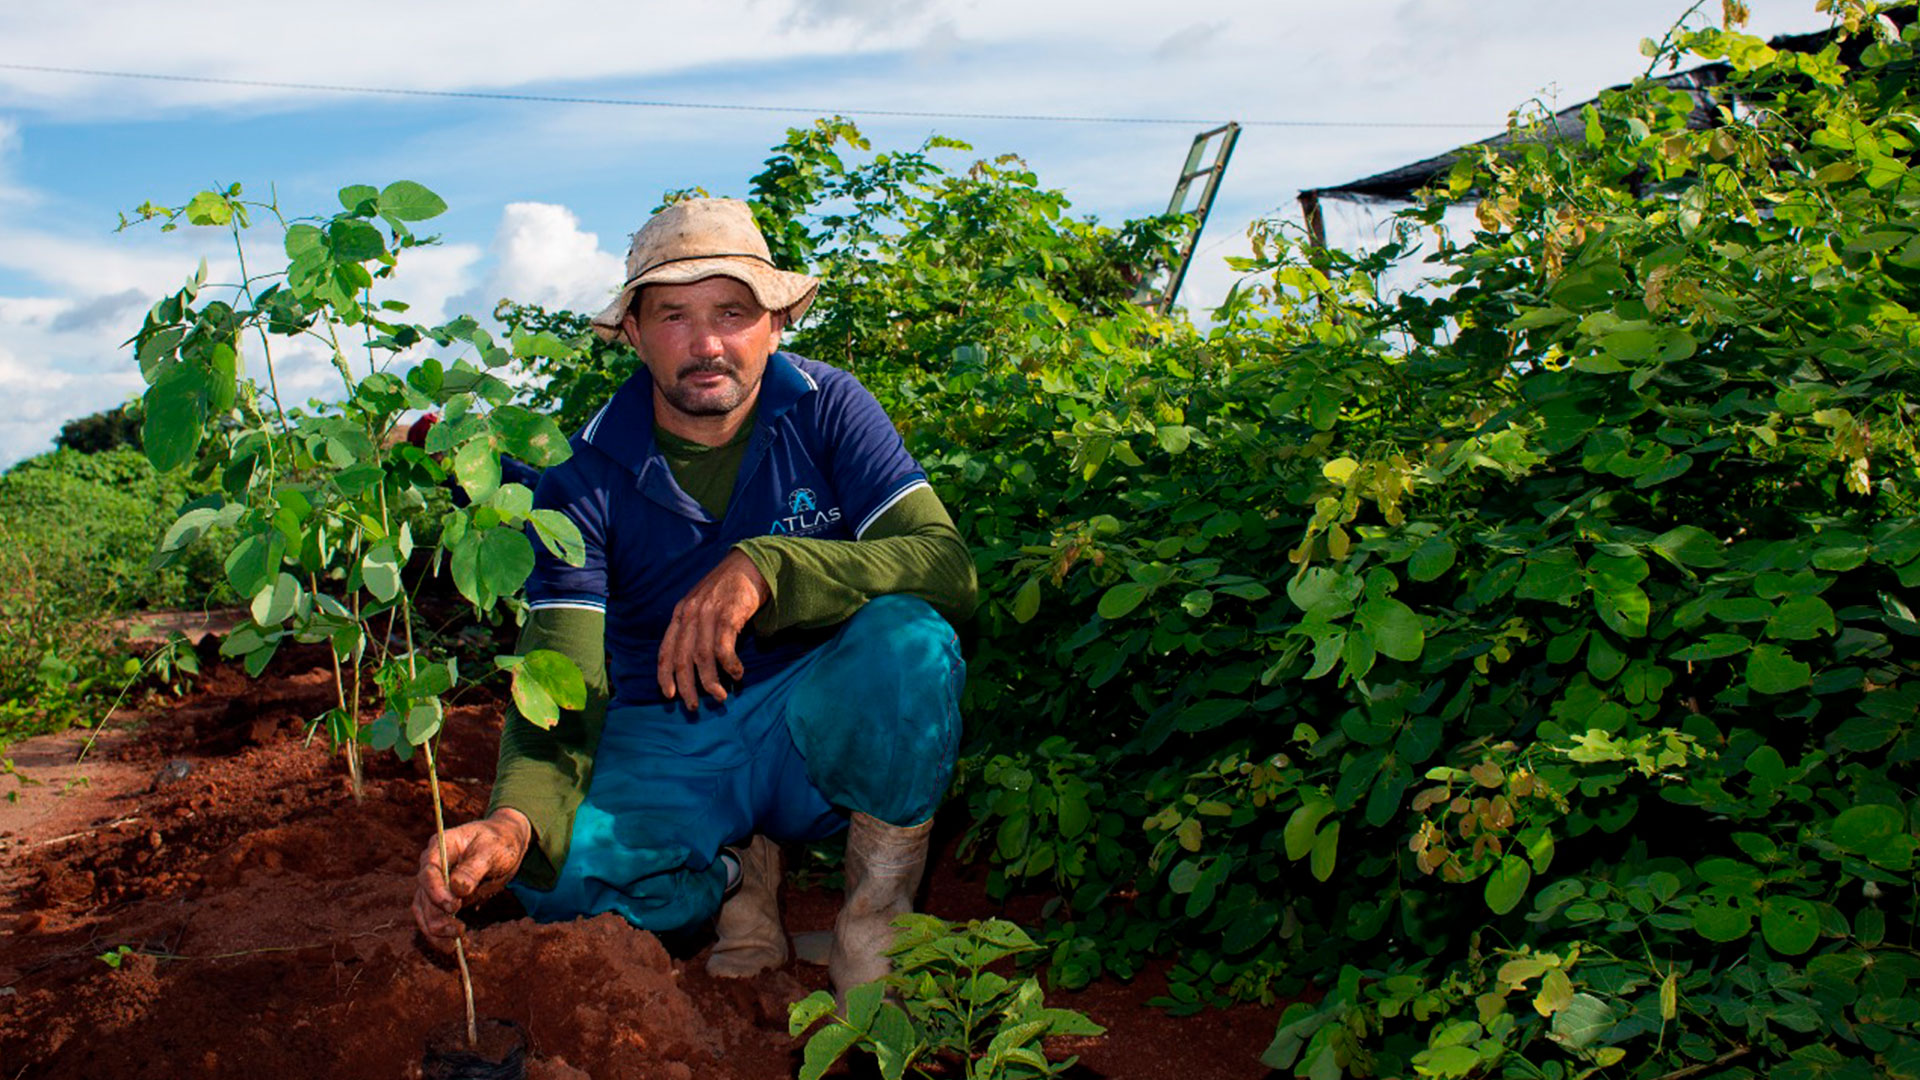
{"left": 734, "top": 486, "right": 978, "bottom": 633}
{"left": 488, "top": 605, "right": 609, "bottom": 890}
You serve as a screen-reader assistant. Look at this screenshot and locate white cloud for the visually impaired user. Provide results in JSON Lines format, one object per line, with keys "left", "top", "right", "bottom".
{"left": 1153, "top": 21, "right": 1228, "bottom": 61}
{"left": 783, "top": 0, "right": 939, "bottom": 33}
{"left": 0, "top": 314, "right": 144, "bottom": 461}
{"left": 0, "top": 116, "right": 25, "bottom": 205}
{"left": 450, "top": 202, "right": 623, "bottom": 319}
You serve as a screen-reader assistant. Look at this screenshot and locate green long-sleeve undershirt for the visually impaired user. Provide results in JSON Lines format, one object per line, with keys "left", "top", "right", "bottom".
{"left": 489, "top": 420, "right": 976, "bottom": 888}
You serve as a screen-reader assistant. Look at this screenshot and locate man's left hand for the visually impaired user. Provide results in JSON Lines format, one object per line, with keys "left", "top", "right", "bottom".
{"left": 658, "top": 549, "right": 771, "bottom": 709}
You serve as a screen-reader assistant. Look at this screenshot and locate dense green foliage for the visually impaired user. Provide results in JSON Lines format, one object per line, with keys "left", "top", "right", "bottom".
{"left": 55, "top": 403, "right": 143, "bottom": 454}
{"left": 0, "top": 448, "right": 227, "bottom": 611}
{"left": 789, "top": 915, "right": 1103, "bottom": 1079}
{"left": 760, "top": 8, "right": 1917, "bottom": 1078}
{"left": 127, "top": 180, "right": 588, "bottom": 816}
{"left": 0, "top": 447, "right": 224, "bottom": 742}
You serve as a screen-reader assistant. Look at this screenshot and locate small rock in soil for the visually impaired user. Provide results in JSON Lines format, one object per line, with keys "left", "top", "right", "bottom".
{"left": 148, "top": 759, "right": 193, "bottom": 792}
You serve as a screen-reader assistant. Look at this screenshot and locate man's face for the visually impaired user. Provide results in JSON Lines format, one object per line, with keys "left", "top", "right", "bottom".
{"left": 622, "top": 276, "right": 783, "bottom": 426}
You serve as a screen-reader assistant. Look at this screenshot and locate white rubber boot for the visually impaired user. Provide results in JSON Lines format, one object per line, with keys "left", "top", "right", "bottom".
{"left": 827, "top": 813, "right": 934, "bottom": 997}
{"left": 705, "top": 835, "right": 790, "bottom": 977}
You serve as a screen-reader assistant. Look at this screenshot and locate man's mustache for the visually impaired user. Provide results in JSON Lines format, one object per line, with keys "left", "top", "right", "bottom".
{"left": 676, "top": 359, "right": 736, "bottom": 379}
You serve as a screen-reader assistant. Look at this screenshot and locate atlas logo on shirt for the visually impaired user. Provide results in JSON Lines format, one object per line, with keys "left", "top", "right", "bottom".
{"left": 770, "top": 487, "right": 842, "bottom": 535}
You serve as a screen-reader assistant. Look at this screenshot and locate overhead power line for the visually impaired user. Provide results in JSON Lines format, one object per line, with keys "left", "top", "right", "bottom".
{"left": 0, "top": 62, "right": 1494, "bottom": 131}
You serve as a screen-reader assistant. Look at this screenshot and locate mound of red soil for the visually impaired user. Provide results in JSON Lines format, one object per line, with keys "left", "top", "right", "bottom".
{"left": 0, "top": 642, "right": 1283, "bottom": 1078}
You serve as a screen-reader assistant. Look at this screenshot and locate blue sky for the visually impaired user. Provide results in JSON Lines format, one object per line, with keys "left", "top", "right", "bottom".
{"left": 0, "top": 0, "right": 1835, "bottom": 465}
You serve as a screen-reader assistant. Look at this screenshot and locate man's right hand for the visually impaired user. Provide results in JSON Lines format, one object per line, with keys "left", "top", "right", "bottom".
{"left": 412, "top": 808, "right": 532, "bottom": 949}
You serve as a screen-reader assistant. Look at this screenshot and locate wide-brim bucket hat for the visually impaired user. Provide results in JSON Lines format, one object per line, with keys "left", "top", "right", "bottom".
{"left": 589, "top": 197, "right": 820, "bottom": 341}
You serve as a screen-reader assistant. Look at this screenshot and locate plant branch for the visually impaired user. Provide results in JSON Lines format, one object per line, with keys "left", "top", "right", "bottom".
{"left": 1647, "top": 1045, "right": 1750, "bottom": 1080}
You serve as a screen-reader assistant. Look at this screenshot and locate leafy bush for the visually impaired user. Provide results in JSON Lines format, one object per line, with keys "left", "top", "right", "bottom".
{"left": 788, "top": 915, "right": 1103, "bottom": 1080}
{"left": 738, "top": 7, "right": 1920, "bottom": 1079}
{"left": 55, "top": 403, "right": 143, "bottom": 454}
{"left": 0, "top": 447, "right": 230, "bottom": 612}
{"left": 0, "top": 447, "right": 228, "bottom": 741}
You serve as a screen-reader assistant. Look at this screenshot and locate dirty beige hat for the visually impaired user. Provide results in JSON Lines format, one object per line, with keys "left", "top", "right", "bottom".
{"left": 589, "top": 197, "right": 820, "bottom": 341}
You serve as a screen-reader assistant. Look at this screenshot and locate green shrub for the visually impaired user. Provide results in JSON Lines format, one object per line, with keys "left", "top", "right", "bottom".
{"left": 788, "top": 915, "right": 1103, "bottom": 1080}
{"left": 0, "top": 446, "right": 228, "bottom": 742}
{"left": 733, "top": 8, "right": 1920, "bottom": 1079}
{"left": 0, "top": 447, "right": 231, "bottom": 613}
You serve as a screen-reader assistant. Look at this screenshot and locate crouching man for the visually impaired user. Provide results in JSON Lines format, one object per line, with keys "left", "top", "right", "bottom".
{"left": 410, "top": 198, "right": 975, "bottom": 994}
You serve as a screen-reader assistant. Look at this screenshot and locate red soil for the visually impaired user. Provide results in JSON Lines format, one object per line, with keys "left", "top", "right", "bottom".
{"left": 0, "top": 643, "right": 1282, "bottom": 1079}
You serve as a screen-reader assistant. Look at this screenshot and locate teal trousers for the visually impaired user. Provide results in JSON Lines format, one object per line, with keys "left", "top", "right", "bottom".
{"left": 511, "top": 596, "right": 963, "bottom": 934}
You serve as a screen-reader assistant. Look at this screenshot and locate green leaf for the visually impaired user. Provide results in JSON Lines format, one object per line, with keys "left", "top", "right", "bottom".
{"left": 1765, "top": 595, "right": 1836, "bottom": 641}
{"left": 510, "top": 649, "right": 588, "bottom": 729}
{"left": 1284, "top": 799, "right": 1334, "bottom": 861}
{"left": 1415, "top": 1045, "right": 1481, "bottom": 1077}
{"left": 1178, "top": 698, "right": 1248, "bottom": 733}
{"left": 225, "top": 531, "right": 287, "bottom": 597}
{"left": 1098, "top": 582, "right": 1151, "bottom": 620}
{"left": 153, "top": 503, "right": 225, "bottom": 564}
{"left": 1746, "top": 645, "right": 1812, "bottom": 694}
{"left": 1651, "top": 525, "right": 1727, "bottom": 569}
{"left": 489, "top": 405, "right": 572, "bottom": 468}
{"left": 142, "top": 362, "right": 210, "bottom": 472}
{"left": 1586, "top": 552, "right": 1648, "bottom": 590}
{"left": 1309, "top": 821, "right": 1339, "bottom": 882}
{"left": 452, "top": 440, "right": 502, "bottom": 504}
{"left": 1829, "top": 804, "right": 1904, "bottom": 856}
{"left": 250, "top": 572, "right": 302, "bottom": 627}
{"left": 843, "top": 979, "right": 884, "bottom": 1029}
{"left": 405, "top": 699, "right": 443, "bottom": 745}
{"left": 489, "top": 483, "right": 534, "bottom": 521}
{"left": 529, "top": 509, "right": 586, "bottom": 567}
{"left": 477, "top": 528, "right": 536, "bottom": 599}
{"left": 1485, "top": 854, "right": 1532, "bottom": 915}
{"left": 868, "top": 1004, "right": 916, "bottom": 1080}
{"left": 1013, "top": 577, "right": 1041, "bottom": 623}
{"left": 376, "top": 180, "right": 448, "bottom": 222}
{"left": 1408, "top": 537, "right": 1457, "bottom": 582}
{"left": 327, "top": 218, "right": 386, "bottom": 261}
{"left": 450, "top": 532, "right": 483, "bottom": 607}
{"left": 787, "top": 990, "right": 836, "bottom": 1037}
{"left": 1669, "top": 634, "right": 1751, "bottom": 662}
{"left": 1358, "top": 597, "right": 1424, "bottom": 662}
{"left": 1711, "top": 597, "right": 1776, "bottom": 623}
{"left": 1601, "top": 328, "right": 1657, "bottom": 362}
{"left": 362, "top": 542, "right": 402, "bottom": 603}
{"left": 338, "top": 184, "right": 378, "bottom": 213}
{"left": 1762, "top": 896, "right": 1820, "bottom": 955}
{"left": 1288, "top": 566, "right": 1358, "bottom": 619}
{"left": 1516, "top": 550, "right": 1583, "bottom": 603}
{"left": 799, "top": 1020, "right": 861, "bottom": 1080}
{"left": 183, "top": 190, "right": 231, "bottom": 226}
{"left": 1594, "top": 585, "right": 1650, "bottom": 638}
{"left": 1057, "top": 788, "right": 1092, "bottom": 838}
{"left": 1549, "top": 993, "right": 1616, "bottom": 1050}
{"left": 1692, "top": 891, "right": 1756, "bottom": 942}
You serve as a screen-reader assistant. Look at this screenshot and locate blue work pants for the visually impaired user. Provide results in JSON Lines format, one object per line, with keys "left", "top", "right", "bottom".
{"left": 511, "top": 595, "right": 963, "bottom": 934}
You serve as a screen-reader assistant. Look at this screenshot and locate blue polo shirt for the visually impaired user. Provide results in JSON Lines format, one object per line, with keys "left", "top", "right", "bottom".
{"left": 525, "top": 351, "right": 930, "bottom": 707}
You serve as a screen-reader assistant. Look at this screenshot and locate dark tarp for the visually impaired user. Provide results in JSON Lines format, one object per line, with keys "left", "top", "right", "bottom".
{"left": 1298, "top": 20, "right": 1879, "bottom": 230}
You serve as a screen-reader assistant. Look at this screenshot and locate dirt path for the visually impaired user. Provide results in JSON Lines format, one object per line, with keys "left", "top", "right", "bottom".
{"left": 0, "top": 643, "right": 1282, "bottom": 1079}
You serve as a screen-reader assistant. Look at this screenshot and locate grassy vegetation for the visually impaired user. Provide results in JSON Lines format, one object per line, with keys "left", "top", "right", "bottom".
{"left": 0, "top": 445, "right": 226, "bottom": 745}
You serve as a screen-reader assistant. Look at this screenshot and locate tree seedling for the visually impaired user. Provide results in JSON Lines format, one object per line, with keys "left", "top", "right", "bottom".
{"left": 126, "top": 181, "right": 587, "bottom": 1050}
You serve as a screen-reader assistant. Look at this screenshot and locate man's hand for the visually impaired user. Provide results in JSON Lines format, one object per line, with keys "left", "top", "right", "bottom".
{"left": 412, "top": 808, "right": 532, "bottom": 950}
{"left": 657, "top": 549, "right": 771, "bottom": 709}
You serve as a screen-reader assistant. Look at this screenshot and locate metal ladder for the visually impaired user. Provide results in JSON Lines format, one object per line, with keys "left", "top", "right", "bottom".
{"left": 1134, "top": 121, "right": 1241, "bottom": 313}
